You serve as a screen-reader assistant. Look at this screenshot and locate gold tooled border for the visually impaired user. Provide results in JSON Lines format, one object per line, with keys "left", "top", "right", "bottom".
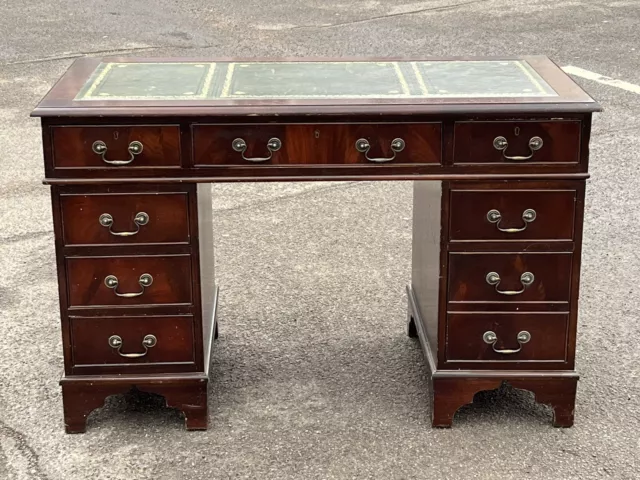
{"left": 411, "top": 62, "right": 429, "bottom": 96}
{"left": 219, "top": 61, "right": 412, "bottom": 99}
{"left": 411, "top": 60, "right": 556, "bottom": 97}
{"left": 80, "top": 62, "right": 115, "bottom": 99}
{"left": 78, "top": 62, "right": 216, "bottom": 100}
{"left": 515, "top": 60, "right": 554, "bottom": 95}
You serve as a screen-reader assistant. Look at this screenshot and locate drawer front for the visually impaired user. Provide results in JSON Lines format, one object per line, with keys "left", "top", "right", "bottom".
{"left": 449, "top": 189, "right": 576, "bottom": 241}
{"left": 60, "top": 192, "right": 190, "bottom": 246}
{"left": 453, "top": 121, "right": 580, "bottom": 164}
{"left": 446, "top": 313, "right": 568, "bottom": 363}
{"left": 52, "top": 125, "right": 181, "bottom": 168}
{"left": 66, "top": 255, "right": 192, "bottom": 307}
{"left": 448, "top": 253, "right": 572, "bottom": 303}
{"left": 192, "top": 123, "right": 441, "bottom": 166}
{"left": 70, "top": 315, "right": 195, "bottom": 370}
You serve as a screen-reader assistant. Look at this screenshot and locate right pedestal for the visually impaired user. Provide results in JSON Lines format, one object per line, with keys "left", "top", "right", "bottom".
{"left": 410, "top": 179, "right": 585, "bottom": 427}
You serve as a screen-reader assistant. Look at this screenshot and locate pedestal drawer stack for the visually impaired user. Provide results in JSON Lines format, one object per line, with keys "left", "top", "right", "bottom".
{"left": 445, "top": 181, "right": 583, "bottom": 370}
{"left": 50, "top": 173, "right": 216, "bottom": 432}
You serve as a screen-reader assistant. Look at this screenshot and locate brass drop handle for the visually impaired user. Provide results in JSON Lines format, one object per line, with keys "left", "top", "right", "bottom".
{"left": 104, "top": 273, "right": 153, "bottom": 298}
{"left": 99, "top": 212, "right": 149, "bottom": 236}
{"left": 232, "top": 137, "right": 281, "bottom": 162}
{"left": 486, "top": 271, "right": 534, "bottom": 295}
{"left": 92, "top": 140, "right": 143, "bottom": 165}
{"left": 355, "top": 138, "right": 405, "bottom": 163}
{"left": 483, "top": 330, "right": 531, "bottom": 354}
{"left": 108, "top": 334, "right": 157, "bottom": 358}
{"left": 493, "top": 136, "right": 543, "bottom": 161}
{"left": 487, "top": 209, "right": 536, "bottom": 233}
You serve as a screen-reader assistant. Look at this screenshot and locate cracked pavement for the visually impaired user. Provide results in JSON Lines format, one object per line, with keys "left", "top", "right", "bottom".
{"left": 1, "top": 0, "right": 639, "bottom": 479}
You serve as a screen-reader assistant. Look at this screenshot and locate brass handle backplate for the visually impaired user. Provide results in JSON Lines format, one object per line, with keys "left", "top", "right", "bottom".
{"left": 493, "top": 136, "right": 543, "bottom": 161}
{"left": 104, "top": 273, "right": 153, "bottom": 298}
{"left": 483, "top": 330, "right": 531, "bottom": 354}
{"left": 355, "top": 138, "right": 405, "bottom": 163}
{"left": 99, "top": 212, "right": 149, "bottom": 236}
{"left": 486, "top": 209, "right": 536, "bottom": 233}
{"left": 232, "top": 137, "right": 281, "bottom": 162}
{"left": 485, "top": 271, "right": 534, "bottom": 295}
{"left": 108, "top": 334, "right": 157, "bottom": 358}
{"left": 92, "top": 140, "right": 143, "bottom": 165}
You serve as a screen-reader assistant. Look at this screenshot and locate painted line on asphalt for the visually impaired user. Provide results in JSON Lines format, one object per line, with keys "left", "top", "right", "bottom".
{"left": 562, "top": 65, "right": 640, "bottom": 94}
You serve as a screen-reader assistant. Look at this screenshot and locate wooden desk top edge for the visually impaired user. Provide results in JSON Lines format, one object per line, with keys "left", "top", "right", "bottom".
{"left": 31, "top": 55, "right": 601, "bottom": 117}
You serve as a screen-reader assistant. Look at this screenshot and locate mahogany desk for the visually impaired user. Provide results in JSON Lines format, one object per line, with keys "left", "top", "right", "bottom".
{"left": 31, "top": 56, "right": 601, "bottom": 433}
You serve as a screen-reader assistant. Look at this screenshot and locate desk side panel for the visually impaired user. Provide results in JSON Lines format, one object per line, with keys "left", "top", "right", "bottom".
{"left": 196, "top": 184, "right": 216, "bottom": 368}
{"left": 411, "top": 181, "right": 445, "bottom": 360}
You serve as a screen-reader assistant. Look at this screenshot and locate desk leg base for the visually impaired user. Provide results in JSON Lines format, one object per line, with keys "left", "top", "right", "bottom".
{"left": 60, "top": 375, "right": 209, "bottom": 434}
{"left": 429, "top": 376, "right": 577, "bottom": 428}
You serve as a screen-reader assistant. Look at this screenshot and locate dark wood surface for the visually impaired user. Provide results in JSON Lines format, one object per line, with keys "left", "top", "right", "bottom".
{"left": 60, "top": 374, "right": 209, "bottom": 433}
{"left": 452, "top": 120, "right": 581, "bottom": 164}
{"left": 41, "top": 114, "right": 593, "bottom": 181}
{"left": 193, "top": 123, "right": 441, "bottom": 166}
{"left": 448, "top": 188, "right": 577, "bottom": 242}
{"left": 447, "top": 252, "right": 573, "bottom": 304}
{"left": 429, "top": 376, "right": 578, "bottom": 428}
{"left": 60, "top": 190, "right": 190, "bottom": 245}
{"left": 66, "top": 254, "right": 193, "bottom": 307}
{"left": 69, "top": 314, "right": 196, "bottom": 373}
{"left": 445, "top": 312, "right": 568, "bottom": 363}
{"left": 52, "top": 125, "right": 181, "bottom": 168}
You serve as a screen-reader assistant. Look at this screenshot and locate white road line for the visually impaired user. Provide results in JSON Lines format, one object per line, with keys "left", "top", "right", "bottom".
{"left": 562, "top": 65, "right": 640, "bottom": 94}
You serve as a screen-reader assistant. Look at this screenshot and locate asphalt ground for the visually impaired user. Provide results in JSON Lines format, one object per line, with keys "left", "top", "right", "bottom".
{"left": 1, "top": 1, "right": 639, "bottom": 479}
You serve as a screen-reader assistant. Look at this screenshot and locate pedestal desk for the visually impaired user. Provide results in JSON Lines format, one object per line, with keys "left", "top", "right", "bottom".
{"left": 31, "top": 56, "right": 600, "bottom": 433}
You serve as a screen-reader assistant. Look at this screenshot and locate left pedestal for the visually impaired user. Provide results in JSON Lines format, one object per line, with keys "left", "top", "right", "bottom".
{"left": 50, "top": 183, "right": 217, "bottom": 433}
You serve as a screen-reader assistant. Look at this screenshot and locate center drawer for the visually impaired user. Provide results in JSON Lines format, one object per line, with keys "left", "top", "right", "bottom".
{"left": 70, "top": 315, "right": 196, "bottom": 373}
{"left": 448, "top": 252, "right": 573, "bottom": 304}
{"left": 66, "top": 254, "right": 193, "bottom": 308}
{"left": 192, "top": 123, "right": 442, "bottom": 166}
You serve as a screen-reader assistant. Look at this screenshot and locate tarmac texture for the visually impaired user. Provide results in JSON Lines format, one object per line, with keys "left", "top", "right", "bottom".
{"left": 1, "top": 1, "right": 639, "bottom": 479}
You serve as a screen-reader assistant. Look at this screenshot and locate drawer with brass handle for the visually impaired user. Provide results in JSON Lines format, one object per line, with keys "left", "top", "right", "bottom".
{"left": 452, "top": 120, "right": 581, "bottom": 165}
{"left": 59, "top": 191, "right": 190, "bottom": 246}
{"left": 445, "top": 312, "right": 569, "bottom": 364}
{"left": 447, "top": 252, "right": 573, "bottom": 304}
{"left": 65, "top": 254, "right": 193, "bottom": 308}
{"left": 448, "top": 188, "right": 577, "bottom": 241}
{"left": 51, "top": 125, "right": 181, "bottom": 169}
{"left": 69, "top": 314, "right": 196, "bottom": 374}
{"left": 192, "top": 123, "right": 441, "bottom": 166}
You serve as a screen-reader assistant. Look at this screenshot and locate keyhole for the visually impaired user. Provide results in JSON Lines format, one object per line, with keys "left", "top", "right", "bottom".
{"left": 113, "top": 131, "right": 119, "bottom": 140}
{"left": 514, "top": 127, "right": 520, "bottom": 136}
{"left": 314, "top": 130, "right": 320, "bottom": 139}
